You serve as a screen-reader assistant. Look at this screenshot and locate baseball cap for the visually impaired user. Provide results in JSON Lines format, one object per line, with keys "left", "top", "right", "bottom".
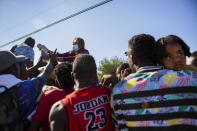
{"left": 0, "top": 50, "right": 29, "bottom": 72}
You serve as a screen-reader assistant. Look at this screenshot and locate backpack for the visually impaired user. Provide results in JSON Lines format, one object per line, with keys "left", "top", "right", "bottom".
{"left": 0, "top": 84, "right": 23, "bottom": 131}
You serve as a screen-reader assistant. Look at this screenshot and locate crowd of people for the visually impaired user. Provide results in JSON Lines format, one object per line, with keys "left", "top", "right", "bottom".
{"left": 0, "top": 34, "right": 197, "bottom": 131}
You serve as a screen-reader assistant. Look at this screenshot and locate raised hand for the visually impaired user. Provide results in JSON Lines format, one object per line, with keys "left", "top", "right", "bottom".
{"left": 49, "top": 49, "right": 58, "bottom": 64}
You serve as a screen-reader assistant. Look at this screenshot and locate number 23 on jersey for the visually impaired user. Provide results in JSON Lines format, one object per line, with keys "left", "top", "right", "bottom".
{"left": 84, "top": 107, "right": 107, "bottom": 131}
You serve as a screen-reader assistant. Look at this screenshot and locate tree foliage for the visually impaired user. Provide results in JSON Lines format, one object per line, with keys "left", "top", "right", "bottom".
{"left": 97, "top": 56, "right": 127, "bottom": 81}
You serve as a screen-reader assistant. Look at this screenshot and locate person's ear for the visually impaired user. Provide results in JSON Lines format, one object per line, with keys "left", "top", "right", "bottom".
{"left": 132, "top": 55, "right": 137, "bottom": 65}
{"left": 95, "top": 75, "right": 99, "bottom": 83}
{"left": 77, "top": 43, "right": 82, "bottom": 49}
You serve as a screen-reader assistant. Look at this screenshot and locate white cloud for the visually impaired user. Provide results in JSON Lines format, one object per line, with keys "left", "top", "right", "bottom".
{"left": 32, "top": 18, "right": 46, "bottom": 29}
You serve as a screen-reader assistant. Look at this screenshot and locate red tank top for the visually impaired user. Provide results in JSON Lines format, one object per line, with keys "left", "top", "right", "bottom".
{"left": 61, "top": 86, "right": 114, "bottom": 131}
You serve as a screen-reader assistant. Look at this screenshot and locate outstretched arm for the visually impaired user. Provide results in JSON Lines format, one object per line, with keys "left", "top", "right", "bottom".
{"left": 28, "top": 55, "right": 47, "bottom": 78}
{"left": 49, "top": 101, "right": 65, "bottom": 131}
{"left": 39, "top": 50, "right": 57, "bottom": 83}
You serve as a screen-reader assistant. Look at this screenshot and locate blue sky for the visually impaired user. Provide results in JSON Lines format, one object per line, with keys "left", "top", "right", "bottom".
{"left": 0, "top": 0, "right": 197, "bottom": 66}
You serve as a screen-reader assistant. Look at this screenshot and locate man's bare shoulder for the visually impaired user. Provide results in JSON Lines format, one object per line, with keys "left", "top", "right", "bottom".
{"left": 50, "top": 101, "right": 63, "bottom": 117}
{"left": 49, "top": 101, "right": 65, "bottom": 131}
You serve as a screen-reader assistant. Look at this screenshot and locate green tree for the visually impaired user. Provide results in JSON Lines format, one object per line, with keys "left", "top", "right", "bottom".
{"left": 97, "top": 56, "right": 127, "bottom": 81}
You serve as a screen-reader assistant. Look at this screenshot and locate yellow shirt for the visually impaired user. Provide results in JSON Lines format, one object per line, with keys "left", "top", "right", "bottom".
{"left": 184, "top": 65, "right": 197, "bottom": 72}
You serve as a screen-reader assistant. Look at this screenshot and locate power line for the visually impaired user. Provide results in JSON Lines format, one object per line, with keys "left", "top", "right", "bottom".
{"left": 0, "top": 0, "right": 112, "bottom": 48}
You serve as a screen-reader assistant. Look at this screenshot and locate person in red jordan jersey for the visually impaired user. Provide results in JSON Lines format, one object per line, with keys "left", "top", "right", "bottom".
{"left": 28, "top": 62, "right": 74, "bottom": 131}
{"left": 49, "top": 54, "right": 114, "bottom": 131}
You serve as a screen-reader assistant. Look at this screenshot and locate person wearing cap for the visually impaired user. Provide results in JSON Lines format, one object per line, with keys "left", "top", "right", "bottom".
{"left": 14, "top": 37, "right": 35, "bottom": 68}
{"left": 56, "top": 37, "right": 89, "bottom": 63}
{"left": 0, "top": 50, "right": 57, "bottom": 123}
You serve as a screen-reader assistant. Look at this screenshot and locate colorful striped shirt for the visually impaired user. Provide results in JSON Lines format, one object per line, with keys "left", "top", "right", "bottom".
{"left": 111, "top": 66, "right": 197, "bottom": 130}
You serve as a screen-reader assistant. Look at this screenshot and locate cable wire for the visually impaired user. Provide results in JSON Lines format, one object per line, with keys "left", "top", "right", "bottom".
{"left": 0, "top": 0, "right": 112, "bottom": 48}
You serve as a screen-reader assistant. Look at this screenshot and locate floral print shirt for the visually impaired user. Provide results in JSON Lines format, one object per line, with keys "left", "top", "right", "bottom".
{"left": 111, "top": 66, "right": 197, "bottom": 130}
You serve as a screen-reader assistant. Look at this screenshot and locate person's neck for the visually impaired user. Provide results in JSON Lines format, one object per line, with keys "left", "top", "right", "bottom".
{"left": 25, "top": 43, "right": 33, "bottom": 48}
{"left": 77, "top": 48, "right": 84, "bottom": 52}
{"left": 135, "top": 61, "right": 156, "bottom": 70}
{"left": 74, "top": 81, "right": 97, "bottom": 90}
